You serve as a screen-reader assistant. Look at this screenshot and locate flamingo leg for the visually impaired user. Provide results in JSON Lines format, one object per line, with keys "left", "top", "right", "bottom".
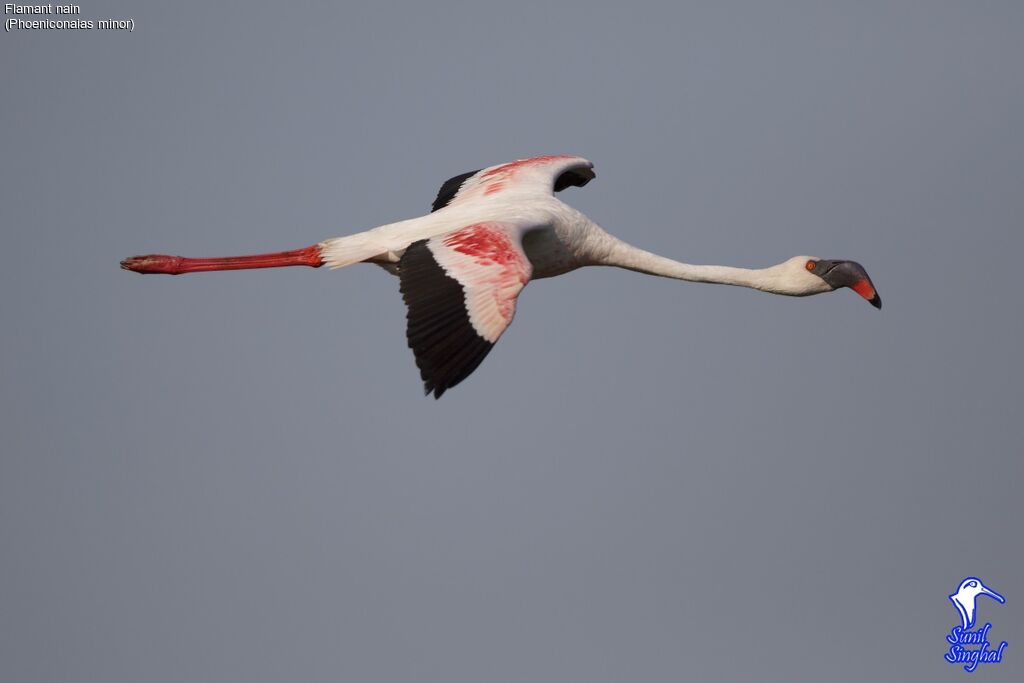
{"left": 120, "top": 245, "right": 322, "bottom": 274}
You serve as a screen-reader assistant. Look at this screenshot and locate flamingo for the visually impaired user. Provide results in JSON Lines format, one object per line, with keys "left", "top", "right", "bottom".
{"left": 122, "top": 154, "right": 881, "bottom": 398}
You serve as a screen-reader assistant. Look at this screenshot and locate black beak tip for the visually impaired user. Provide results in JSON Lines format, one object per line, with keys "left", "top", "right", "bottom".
{"left": 869, "top": 293, "right": 882, "bottom": 309}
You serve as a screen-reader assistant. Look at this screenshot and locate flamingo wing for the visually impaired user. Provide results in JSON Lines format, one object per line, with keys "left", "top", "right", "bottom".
{"left": 399, "top": 222, "right": 533, "bottom": 398}
{"left": 430, "top": 154, "right": 595, "bottom": 212}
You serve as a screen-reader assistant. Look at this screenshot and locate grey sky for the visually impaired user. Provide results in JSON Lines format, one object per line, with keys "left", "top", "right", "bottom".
{"left": 2, "top": 1, "right": 1021, "bottom": 681}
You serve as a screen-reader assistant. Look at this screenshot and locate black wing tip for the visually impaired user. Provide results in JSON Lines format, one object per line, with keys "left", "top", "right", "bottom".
{"left": 399, "top": 240, "right": 497, "bottom": 399}
{"left": 430, "top": 168, "right": 482, "bottom": 213}
{"left": 415, "top": 337, "right": 491, "bottom": 399}
{"left": 554, "top": 166, "right": 596, "bottom": 192}
{"left": 422, "top": 376, "right": 445, "bottom": 399}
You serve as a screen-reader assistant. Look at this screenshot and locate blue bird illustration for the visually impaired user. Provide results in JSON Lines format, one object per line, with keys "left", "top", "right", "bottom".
{"left": 950, "top": 577, "right": 1005, "bottom": 629}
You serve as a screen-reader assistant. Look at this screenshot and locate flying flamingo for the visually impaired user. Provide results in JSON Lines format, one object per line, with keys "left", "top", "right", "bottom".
{"left": 122, "top": 154, "right": 881, "bottom": 398}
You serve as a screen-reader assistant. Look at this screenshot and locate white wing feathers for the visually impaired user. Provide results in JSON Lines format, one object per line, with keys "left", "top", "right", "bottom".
{"left": 319, "top": 155, "right": 593, "bottom": 271}
{"left": 438, "top": 155, "right": 594, "bottom": 211}
{"left": 398, "top": 222, "right": 532, "bottom": 398}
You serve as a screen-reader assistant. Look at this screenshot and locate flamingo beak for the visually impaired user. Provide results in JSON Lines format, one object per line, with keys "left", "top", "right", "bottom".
{"left": 817, "top": 260, "right": 881, "bottom": 309}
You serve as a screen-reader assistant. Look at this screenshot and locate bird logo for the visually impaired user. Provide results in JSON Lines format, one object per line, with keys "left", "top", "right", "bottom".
{"left": 949, "top": 577, "right": 1005, "bottom": 630}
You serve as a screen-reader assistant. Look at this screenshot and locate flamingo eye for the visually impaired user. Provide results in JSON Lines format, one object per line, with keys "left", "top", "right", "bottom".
{"left": 805, "top": 260, "right": 816, "bottom": 271}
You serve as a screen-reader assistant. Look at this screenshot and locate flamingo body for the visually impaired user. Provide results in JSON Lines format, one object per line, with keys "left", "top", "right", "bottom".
{"left": 122, "top": 154, "right": 880, "bottom": 397}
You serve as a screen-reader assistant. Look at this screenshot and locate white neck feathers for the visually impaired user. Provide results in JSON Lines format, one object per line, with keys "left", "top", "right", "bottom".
{"left": 591, "top": 236, "right": 804, "bottom": 296}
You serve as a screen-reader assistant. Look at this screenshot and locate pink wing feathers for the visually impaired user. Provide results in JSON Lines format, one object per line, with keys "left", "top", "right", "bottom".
{"left": 399, "top": 222, "right": 532, "bottom": 398}
{"left": 430, "top": 155, "right": 595, "bottom": 212}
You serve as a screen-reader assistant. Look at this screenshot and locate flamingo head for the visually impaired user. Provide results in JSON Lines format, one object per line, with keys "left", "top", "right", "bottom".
{"left": 781, "top": 256, "right": 882, "bottom": 308}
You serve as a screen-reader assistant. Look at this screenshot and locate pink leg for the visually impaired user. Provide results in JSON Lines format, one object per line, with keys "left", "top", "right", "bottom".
{"left": 120, "top": 245, "right": 323, "bottom": 274}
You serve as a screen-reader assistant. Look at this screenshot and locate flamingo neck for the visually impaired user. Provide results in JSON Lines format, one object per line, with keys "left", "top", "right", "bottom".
{"left": 594, "top": 237, "right": 788, "bottom": 294}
